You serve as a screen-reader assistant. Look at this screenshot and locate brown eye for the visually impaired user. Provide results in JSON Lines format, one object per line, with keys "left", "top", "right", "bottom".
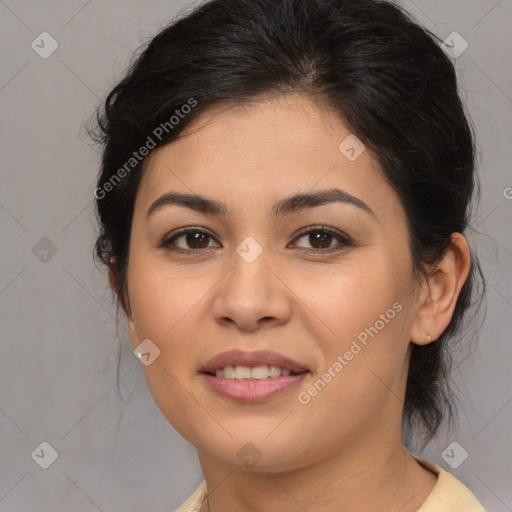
{"left": 181, "top": 232, "right": 211, "bottom": 249}
{"left": 292, "top": 227, "right": 352, "bottom": 253}
{"left": 162, "top": 228, "right": 219, "bottom": 251}
{"left": 299, "top": 231, "right": 335, "bottom": 249}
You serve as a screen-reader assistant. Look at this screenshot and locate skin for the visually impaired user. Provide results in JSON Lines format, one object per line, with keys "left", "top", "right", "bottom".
{"left": 113, "top": 93, "right": 471, "bottom": 512}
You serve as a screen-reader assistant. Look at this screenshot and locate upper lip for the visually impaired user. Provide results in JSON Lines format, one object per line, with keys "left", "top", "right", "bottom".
{"left": 200, "top": 349, "right": 309, "bottom": 374}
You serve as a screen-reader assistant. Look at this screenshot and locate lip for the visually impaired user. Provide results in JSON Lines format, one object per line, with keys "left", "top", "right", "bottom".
{"left": 199, "top": 349, "right": 309, "bottom": 374}
{"left": 199, "top": 349, "right": 310, "bottom": 403}
{"left": 201, "top": 372, "right": 309, "bottom": 402}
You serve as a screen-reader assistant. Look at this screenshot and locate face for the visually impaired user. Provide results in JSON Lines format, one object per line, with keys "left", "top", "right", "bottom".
{"left": 125, "top": 93, "right": 426, "bottom": 472}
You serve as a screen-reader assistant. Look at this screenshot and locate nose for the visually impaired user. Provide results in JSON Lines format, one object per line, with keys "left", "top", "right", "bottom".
{"left": 211, "top": 248, "right": 292, "bottom": 332}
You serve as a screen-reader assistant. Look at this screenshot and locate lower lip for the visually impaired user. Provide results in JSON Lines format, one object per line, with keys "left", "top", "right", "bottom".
{"left": 200, "top": 372, "right": 309, "bottom": 402}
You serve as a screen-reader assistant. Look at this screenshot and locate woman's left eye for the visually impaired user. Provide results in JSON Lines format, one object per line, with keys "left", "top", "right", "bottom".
{"left": 161, "top": 226, "right": 352, "bottom": 253}
{"left": 292, "top": 227, "right": 352, "bottom": 252}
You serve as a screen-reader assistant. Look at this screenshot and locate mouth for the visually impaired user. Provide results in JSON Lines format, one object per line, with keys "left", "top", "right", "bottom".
{"left": 199, "top": 349, "right": 309, "bottom": 374}
{"left": 199, "top": 350, "right": 310, "bottom": 402}
{"left": 202, "top": 365, "right": 306, "bottom": 379}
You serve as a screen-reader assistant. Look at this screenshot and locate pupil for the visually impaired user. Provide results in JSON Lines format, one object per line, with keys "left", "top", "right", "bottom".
{"left": 188, "top": 232, "right": 209, "bottom": 248}
{"left": 311, "top": 232, "right": 331, "bottom": 249}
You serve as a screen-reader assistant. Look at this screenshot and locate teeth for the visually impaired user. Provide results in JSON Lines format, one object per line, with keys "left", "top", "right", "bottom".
{"left": 214, "top": 365, "right": 293, "bottom": 379}
{"left": 235, "top": 366, "right": 251, "bottom": 379}
{"left": 254, "top": 365, "right": 275, "bottom": 379}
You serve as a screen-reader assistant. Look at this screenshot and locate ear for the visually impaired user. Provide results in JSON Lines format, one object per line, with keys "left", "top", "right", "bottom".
{"left": 410, "top": 233, "right": 471, "bottom": 345}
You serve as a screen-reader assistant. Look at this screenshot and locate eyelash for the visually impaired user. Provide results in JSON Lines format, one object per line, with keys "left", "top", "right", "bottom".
{"left": 160, "top": 225, "right": 354, "bottom": 254}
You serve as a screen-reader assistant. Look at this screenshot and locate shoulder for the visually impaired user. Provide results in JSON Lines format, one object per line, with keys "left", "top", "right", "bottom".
{"left": 174, "top": 479, "right": 207, "bottom": 512}
{"left": 414, "top": 455, "right": 487, "bottom": 512}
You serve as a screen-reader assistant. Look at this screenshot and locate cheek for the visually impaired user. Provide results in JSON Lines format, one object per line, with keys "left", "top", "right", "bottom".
{"left": 127, "top": 253, "right": 207, "bottom": 341}
{"left": 294, "top": 257, "right": 407, "bottom": 343}
{"left": 294, "top": 292, "right": 409, "bottom": 445}
{"left": 293, "top": 261, "right": 412, "bottom": 403}
{"left": 126, "top": 248, "right": 241, "bottom": 426}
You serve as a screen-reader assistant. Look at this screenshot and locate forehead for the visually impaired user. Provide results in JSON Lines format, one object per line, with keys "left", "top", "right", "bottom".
{"left": 136, "top": 93, "right": 399, "bottom": 222}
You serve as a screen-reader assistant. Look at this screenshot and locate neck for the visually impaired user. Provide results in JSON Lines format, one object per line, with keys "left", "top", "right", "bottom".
{"left": 197, "top": 426, "right": 437, "bottom": 512}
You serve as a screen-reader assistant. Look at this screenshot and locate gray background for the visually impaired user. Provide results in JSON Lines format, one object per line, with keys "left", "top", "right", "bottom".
{"left": 0, "top": 0, "right": 510, "bottom": 511}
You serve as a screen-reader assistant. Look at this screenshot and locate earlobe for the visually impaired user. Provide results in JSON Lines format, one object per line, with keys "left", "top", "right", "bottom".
{"left": 410, "top": 233, "right": 471, "bottom": 346}
{"left": 410, "top": 294, "right": 437, "bottom": 346}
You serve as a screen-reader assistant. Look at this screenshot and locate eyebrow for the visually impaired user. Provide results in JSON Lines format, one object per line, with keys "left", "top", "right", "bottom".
{"left": 146, "top": 188, "right": 376, "bottom": 220}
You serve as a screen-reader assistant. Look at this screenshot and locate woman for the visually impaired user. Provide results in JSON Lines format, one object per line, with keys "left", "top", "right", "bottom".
{"left": 92, "top": 0, "right": 487, "bottom": 510}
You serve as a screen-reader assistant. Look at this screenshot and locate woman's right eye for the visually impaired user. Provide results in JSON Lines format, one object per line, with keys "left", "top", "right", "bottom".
{"left": 161, "top": 228, "right": 220, "bottom": 252}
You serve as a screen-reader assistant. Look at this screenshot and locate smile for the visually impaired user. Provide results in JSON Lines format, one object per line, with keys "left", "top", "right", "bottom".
{"left": 200, "top": 371, "right": 309, "bottom": 402}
